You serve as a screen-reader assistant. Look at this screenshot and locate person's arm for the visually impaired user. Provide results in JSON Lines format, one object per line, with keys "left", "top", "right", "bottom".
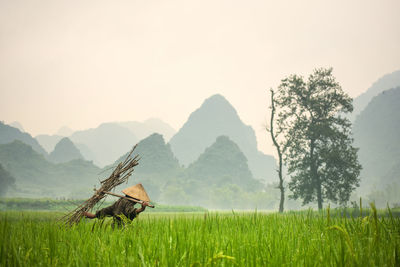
{"left": 135, "top": 202, "right": 149, "bottom": 214}
{"left": 84, "top": 201, "right": 118, "bottom": 219}
{"left": 83, "top": 211, "right": 96, "bottom": 219}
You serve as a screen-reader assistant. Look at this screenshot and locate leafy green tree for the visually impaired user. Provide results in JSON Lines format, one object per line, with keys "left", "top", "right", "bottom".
{"left": 274, "top": 68, "right": 361, "bottom": 209}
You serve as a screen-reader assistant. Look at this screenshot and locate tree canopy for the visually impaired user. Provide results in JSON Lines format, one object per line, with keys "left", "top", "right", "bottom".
{"left": 274, "top": 68, "right": 361, "bottom": 209}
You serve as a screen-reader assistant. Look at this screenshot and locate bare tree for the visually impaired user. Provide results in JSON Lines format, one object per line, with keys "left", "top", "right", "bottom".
{"left": 267, "top": 89, "right": 286, "bottom": 213}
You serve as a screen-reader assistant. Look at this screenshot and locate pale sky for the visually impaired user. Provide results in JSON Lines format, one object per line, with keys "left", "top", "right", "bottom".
{"left": 1, "top": 0, "right": 399, "bottom": 155}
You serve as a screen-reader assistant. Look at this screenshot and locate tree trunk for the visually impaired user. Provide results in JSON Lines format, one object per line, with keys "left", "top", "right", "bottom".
{"left": 269, "top": 89, "right": 285, "bottom": 213}
{"left": 279, "top": 170, "right": 285, "bottom": 212}
{"left": 310, "top": 138, "right": 323, "bottom": 210}
{"left": 317, "top": 181, "right": 323, "bottom": 210}
{"left": 277, "top": 150, "right": 285, "bottom": 213}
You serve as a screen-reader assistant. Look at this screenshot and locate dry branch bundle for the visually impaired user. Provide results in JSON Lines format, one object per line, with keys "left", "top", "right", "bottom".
{"left": 63, "top": 145, "right": 139, "bottom": 225}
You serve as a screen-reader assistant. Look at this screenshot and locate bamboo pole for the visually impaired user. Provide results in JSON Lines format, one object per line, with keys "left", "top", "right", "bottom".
{"left": 104, "top": 191, "right": 155, "bottom": 208}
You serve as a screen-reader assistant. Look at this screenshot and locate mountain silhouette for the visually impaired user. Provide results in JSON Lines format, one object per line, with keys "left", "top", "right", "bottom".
{"left": 353, "top": 86, "right": 400, "bottom": 192}
{"left": 169, "top": 94, "right": 276, "bottom": 183}
{"left": 9, "top": 121, "right": 24, "bottom": 132}
{"left": 35, "top": 134, "right": 64, "bottom": 153}
{"left": 69, "top": 123, "right": 138, "bottom": 167}
{"left": 0, "top": 122, "right": 47, "bottom": 156}
{"left": 118, "top": 118, "right": 176, "bottom": 142}
{"left": 0, "top": 140, "right": 100, "bottom": 198}
{"left": 56, "top": 126, "right": 74, "bottom": 136}
{"left": 184, "top": 135, "right": 259, "bottom": 191}
{"left": 164, "top": 136, "right": 263, "bottom": 208}
{"left": 111, "top": 133, "right": 181, "bottom": 201}
{"left": 350, "top": 70, "right": 400, "bottom": 122}
{"left": 48, "top": 137, "right": 84, "bottom": 163}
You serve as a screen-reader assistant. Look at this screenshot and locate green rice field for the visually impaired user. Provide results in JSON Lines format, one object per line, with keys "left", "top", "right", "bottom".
{"left": 1, "top": 206, "right": 400, "bottom": 266}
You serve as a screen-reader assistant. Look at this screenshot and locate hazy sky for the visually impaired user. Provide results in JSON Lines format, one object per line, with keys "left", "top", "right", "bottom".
{"left": 1, "top": 0, "right": 399, "bottom": 155}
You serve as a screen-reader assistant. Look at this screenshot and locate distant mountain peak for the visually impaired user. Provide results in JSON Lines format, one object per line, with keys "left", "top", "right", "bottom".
{"left": 117, "top": 118, "right": 176, "bottom": 142}
{"left": 69, "top": 123, "right": 138, "bottom": 167}
{"left": 0, "top": 139, "right": 100, "bottom": 198}
{"left": 350, "top": 69, "right": 400, "bottom": 122}
{"left": 143, "top": 117, "right": 173, "bottom": 126}
{"left": 195, "top": 135, "right": 248, "bottom": 165}
{"left": 204, "top": 93, "right": 229, "bottom": 103}
{"left": 0, "top": 122, "right": 47, "bottom": 156}
{"left": 56, "top": 126, "right": 74, "bottom": 136}
{"left": 139, "top": 132, "right": 164, "bottom": 146}
{"left": 54, "top": 137, "right": 78, "bottom": 150}
{"left": 112, "top": 132, "right": 180, "bottom": 184}
{"left": 49, "top": 137, "right": 83, "bottom": 163}
{"left": 185, "top": 135, "right": 258, "bottom": 191}
{"left": 180, "top": 94, "right": 247, "bottom": 135}
{"left": 169, "top": 94, "right": 276, "bottom": 183}
{"left": 353, "top": 86, "right": 400, "bottom": 192}
{"left": 198, "top": 94, "right": 237, "bottom": 114}
{"left": 35, "top": 134, "right": 64, "bottom": 153}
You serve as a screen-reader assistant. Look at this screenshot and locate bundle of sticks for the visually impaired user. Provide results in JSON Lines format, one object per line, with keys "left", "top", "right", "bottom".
{"left": 63, "top": 145, "right": 140, "bottom": 225}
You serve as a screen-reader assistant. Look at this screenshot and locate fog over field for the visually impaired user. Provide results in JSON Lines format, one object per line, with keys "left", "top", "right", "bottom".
{"left": 1, "top": 0, "right": 399, "bottom": 155}
{"left": 0, "top": 0, "right": 400, "bottom": 210}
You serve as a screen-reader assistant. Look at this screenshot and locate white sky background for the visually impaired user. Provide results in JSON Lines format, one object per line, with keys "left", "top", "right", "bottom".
{"left": 1, "top": 0, "right": 399, "bottom": 156}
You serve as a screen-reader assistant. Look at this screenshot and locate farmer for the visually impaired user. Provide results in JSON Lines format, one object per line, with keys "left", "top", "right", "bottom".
{"left": 83, "top": 183, "right": 151, "bottom": 226}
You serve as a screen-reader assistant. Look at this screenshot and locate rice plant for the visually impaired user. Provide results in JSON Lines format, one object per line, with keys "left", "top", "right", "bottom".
{"left": 1, "top": 206, "right": 399, "bottom": 266}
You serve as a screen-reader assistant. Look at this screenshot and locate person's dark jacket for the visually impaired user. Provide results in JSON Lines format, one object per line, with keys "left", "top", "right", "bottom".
{"left": 95, "top": 198, "right": 138, "bottom": 223}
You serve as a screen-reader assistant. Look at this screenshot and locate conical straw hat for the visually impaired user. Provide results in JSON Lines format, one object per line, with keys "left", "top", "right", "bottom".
{"left": 122, "top": 183, "right": 151, "bottom": 202}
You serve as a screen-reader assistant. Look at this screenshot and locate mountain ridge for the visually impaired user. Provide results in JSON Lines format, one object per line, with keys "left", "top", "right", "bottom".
{"left": 353, "top": 86, "right": 400, "bottom": 192}
{"left": 117, "top": 118, "right": 176, "bottom": 142}
{"left": 350, "top": 70, "right": 400, "bottom": 122}
{"left": 48, "top": 137, "right": 84, "bottom": 163}
{"left": 0, "top": 140, "right": 101, "bottom": 198}
{"left": 169, "top": 94, "right": 276, "bottom": 183}
{"left": 69, "top": 123, "right": 138, "bottom": 167}
{"left": 0, "top": 122, "right": 47, "bottom": 156}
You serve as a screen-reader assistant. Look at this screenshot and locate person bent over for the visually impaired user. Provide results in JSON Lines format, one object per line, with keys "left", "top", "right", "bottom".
{"left": 83, "top": 183, "right": 151, "bottom": 227}
{"left": 84, "top": 197, "right": 149, "bottom": 226}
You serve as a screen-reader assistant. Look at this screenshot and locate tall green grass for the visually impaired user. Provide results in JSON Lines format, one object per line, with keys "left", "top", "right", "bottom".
{"left": 1, "top": 207, "right": 399, "bottom": 266}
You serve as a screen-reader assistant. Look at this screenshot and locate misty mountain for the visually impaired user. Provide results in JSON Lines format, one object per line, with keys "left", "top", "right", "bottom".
{"left": 35, "top": 134, "right": 64, "bottom": 153}
{"left": 69, "top": 123, "right": 138, "bottom": 167}
{"left": 48, "top": 137, "right": 84, "bottom": 163}
{"left": 0, "top": 140, "right": 101, "bottom": 198}
{"left": 9, "top": 121, "right": 24, "bottom": 132}
{"left": 350, "top": 70, "right": 400, "bottom": 122}
{"left": 111, "top": 134, "right": 266, "bottom": 208}
{"left": 164, "top": 136, "right": 266, "bottom": 208}
{"left": 74, "top": 142, "right": 97, "bottom": 163}
{"left": 169, "top": 94, "right": 276, "bottom": 183}
{"left": 111, "top": 133, "right": 181, "bottom": 200}
{"left": 0, "top": 162, "right": 15, "bottom": 196}
{"left": 0, "top": 122, "right": 47, "bottom": 156}
{"left": 128, "top": 133, "right": 180, "bottom": 176}
{"left": 36, "top": 119, "right": 175, "bottom": 163}
{"left": 118, "top": 118, "right": 176, "bottom": 141}
{"left": 36, "top": 134, "right": 95, "bottom": 163}
{"left": 56, "top": 126, "right": 74, "bottom": 136}
{"left": 353, "top": 86, "right": 400, "bottom": 192}
{"left": 184, "top": 136, "right": 260, "bottom": 191}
